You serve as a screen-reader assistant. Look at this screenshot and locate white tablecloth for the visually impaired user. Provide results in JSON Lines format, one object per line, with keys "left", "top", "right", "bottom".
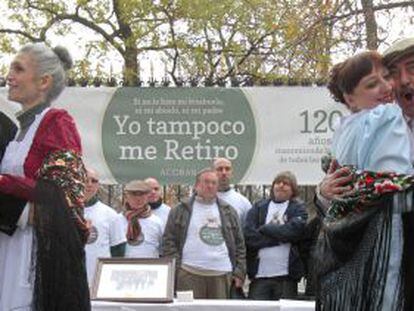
{"left": 92, "top": 299, "right": 315, "bottom": 311}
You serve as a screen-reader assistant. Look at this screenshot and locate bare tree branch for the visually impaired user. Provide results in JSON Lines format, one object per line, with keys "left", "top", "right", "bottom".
{"left": 326, "top": 1, "right": 414, "bottom": 21}
{"left": 0, "top": 28, "right": 42, "bottom": 42}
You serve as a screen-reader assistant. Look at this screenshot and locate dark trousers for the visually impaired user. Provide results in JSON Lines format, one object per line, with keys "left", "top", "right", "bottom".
{"left": 248, "top": 276, "right": 297, "bottom": 300}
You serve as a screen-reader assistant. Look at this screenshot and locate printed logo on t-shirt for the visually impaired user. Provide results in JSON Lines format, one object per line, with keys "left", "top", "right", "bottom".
{"left": 86, "top": 225, "right": 99, "bottom": 244}
{"left": 199, "top": 217, "right": 224, "bottom": 246}
{"left": 270, "top": 211, "right": 286, "bottom": 225}
{"left": 127, "top": 232, "right": 145, "bottom": 246}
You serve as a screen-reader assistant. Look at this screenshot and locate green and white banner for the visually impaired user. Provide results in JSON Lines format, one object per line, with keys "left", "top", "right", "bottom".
{"left": 0, "top": 87, "right": 348, "bottom": 185}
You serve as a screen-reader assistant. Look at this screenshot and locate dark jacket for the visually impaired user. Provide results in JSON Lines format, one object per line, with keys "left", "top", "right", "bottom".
{"left": 244, "top": 198, "right": 307, "bottom": 280}
{"left": 0, "top": 111, "right": 27, "bottom": 236}
{"left": 0, "top": 111, "right": 16, "bottom": 160}
{"left": 162, "top": 196, "right": 246, "bottom": 280}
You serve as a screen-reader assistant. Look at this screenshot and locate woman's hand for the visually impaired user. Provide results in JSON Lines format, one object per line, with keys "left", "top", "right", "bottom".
{"left": 319, "top": 159, "right": 354, "bottom": 200}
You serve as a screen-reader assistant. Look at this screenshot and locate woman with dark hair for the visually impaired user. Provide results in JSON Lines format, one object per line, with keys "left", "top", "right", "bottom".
{"left": 316, "top": 51, "right": 412, "bottom": 310}
{"left": 0, "top": 43, "right": 90, "bottom": 310}
{"left": 244, "top": 171, "right": 307, "bottom": 300}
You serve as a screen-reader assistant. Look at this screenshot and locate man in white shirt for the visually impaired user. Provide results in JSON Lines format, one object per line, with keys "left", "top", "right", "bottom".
{"left": 84, "top": 168, "right": 126, "bottom": 285}
{"left": 145, "top": 177, "right": 171, "bottom": 229}
{"left": 121, "top": 180, "right": 164, "bottom": 258}
{"left": 163, "top": 168, "right": 246, "bottom": 299}
{"left": 244, "top": 171, "right": 307, "bottom": 300}
{"left": 213, "top": 157, "right": 252, "bottom": 224}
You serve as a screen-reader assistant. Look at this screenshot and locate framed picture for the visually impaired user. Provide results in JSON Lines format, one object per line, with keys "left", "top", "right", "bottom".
{"left": 91, "top": 257, "right": 175, "bottom": 303}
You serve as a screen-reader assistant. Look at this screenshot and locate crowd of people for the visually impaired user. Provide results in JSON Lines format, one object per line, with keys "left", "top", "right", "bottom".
{"left": 0, "top": 36, "right": 412, "bottom": 310}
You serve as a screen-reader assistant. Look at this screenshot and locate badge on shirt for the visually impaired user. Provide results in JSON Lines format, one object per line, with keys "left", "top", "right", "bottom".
{"left": 86, "top": 225, "right": 99, "bottom": 244}
{"left": 127, "top": 232, "right": 145, "bottom": 246}
{"left": 199, "top": 217, "right": 224, "bottom": 246}
{"left": 270, "top": 211, "right": 287, "bottom": 225}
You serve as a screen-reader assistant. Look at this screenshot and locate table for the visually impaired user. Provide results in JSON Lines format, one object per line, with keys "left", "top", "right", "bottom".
{"left": 92, "top": 299, "right": 315, "bottom": 311}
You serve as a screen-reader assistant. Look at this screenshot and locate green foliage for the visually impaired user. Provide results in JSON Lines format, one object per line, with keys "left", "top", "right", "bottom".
{"left": 0, "top": 0, "right": 412, "bottom": 85}
{"left": 0, "top": 36, "right": 15, "bottom": 54}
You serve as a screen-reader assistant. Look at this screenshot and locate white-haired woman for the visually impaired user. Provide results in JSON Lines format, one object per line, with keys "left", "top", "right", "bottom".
{"left": 0, "top": 43, "right": 90, "bottom": 310}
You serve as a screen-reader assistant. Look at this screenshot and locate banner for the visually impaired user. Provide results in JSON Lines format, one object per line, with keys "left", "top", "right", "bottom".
{"left": 0, "top": 87, "right": 348, "bottom": 185}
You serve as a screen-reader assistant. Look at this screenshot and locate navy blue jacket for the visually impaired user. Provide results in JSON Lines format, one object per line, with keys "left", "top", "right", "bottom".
{"left": 244, "top": 198, "right": 307, "bottom": 280}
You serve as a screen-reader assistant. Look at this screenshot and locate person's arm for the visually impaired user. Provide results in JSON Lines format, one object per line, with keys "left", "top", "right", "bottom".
{"left": 360, "top": 104, "right": 412, "bottom": 173}
{"left": 244, "top": 200, "right": 280, "bottom": 250}
{"left": 317, "top": 159, "right": 353, "bottom": 206}
{"left": 161, "top": 205, "right": 179, "bottom": 259}
{"left": 259, "top": 201, "right": 308, "bottom": 243}
{"left": 314, "top": 156, "right": 354, "bottom": 219}
{"left": 240, "top": 197, "right": 252, "bottom": 226}
{"left": 0, "top": 109, "right": 82, "bottom": 201}
{"left": 0, "top": 110, "right": 81, "bottom": 231}
{"left": 229, "top": 207, "right": 246, "bottom": 287}
{"left": 110, "top": 213, "right": 127, "bottom": 257}
{"left": 155, "top": 218, "right": 164, "bottom": 257}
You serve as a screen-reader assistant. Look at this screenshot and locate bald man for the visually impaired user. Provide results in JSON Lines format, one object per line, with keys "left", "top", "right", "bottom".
{"left": 145, "top": 177, "right": 171, "bottom": 229}
{"left": 83, "top": 168, "right": 126, "bottom": 285}
{"left": 213, "top": 158, "right": 252, "bottom": 224}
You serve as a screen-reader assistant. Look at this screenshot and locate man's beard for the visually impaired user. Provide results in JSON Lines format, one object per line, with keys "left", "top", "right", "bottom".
{"left": 402, "top": 85, "right": 414, "bottom": 101}
{"left": 218, "top": 179, "right": 230, "bottom": 191}
{"left": 398, "top": 85, "right": 414, "bottom": 118}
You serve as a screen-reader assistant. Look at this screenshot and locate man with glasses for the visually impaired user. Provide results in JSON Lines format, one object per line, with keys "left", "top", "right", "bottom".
{"left": 84, "top": 168, "right": 126, "bottom": 285}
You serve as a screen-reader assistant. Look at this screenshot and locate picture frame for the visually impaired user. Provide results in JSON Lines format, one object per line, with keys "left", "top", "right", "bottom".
{"left": 91, "top": 257, "right": 176, "bottom": 303}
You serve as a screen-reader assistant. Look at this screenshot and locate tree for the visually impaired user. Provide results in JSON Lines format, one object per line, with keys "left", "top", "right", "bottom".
{"left": 159, "top": 0, "right": 342, "bottom": 84}
{"left": 0, "top": 0, "right": 168, "bottom": 85}
{"left": 324, "top": 0, "right": 414, "bottom": 50}
{"left": 361, "top": 0, "right": 378, "bottom": 49}
{"left": 0, "top": 0, "right": 412, "bottom": 85}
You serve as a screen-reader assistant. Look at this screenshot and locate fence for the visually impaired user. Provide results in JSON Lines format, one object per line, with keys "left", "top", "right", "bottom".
{"left": 98, "top": 184, "right": 317, "bottom": 213}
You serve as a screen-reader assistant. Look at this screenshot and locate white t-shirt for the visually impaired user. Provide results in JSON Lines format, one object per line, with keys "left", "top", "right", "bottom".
{"left": 217, "top": 188, "right": 251, "bottom": 224}
{"left": 182, "top": 201, "right": 232, "bottom": 272}
{"left": 151, "top": 202, "right": 171, "bottom": 230}
{"left": 84, "top": 201, "right": 126, "bottom": 285}
{"left": 122, "top": 214, "right": 163, "bottom": 259}
{"left": 256, "top": 200, "right": 291, "bottom": 278}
